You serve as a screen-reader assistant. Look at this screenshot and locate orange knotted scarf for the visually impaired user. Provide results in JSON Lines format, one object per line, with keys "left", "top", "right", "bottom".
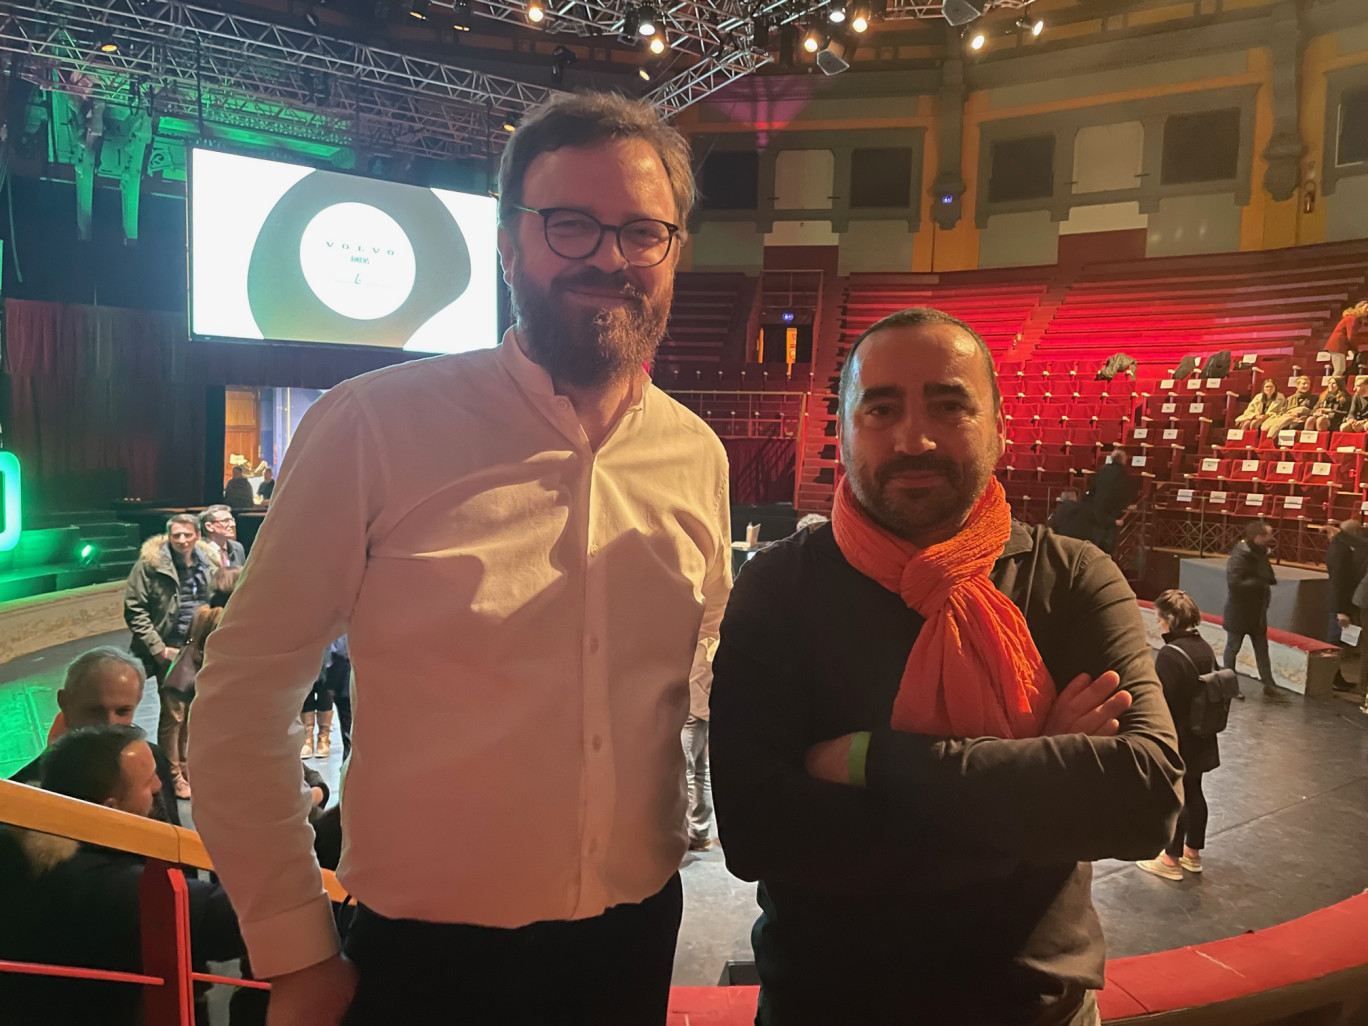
{"left": 832, "top": 475, "right": 1054, "bottom": 738}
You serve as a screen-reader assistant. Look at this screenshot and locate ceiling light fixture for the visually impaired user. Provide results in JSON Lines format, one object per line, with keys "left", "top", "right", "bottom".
{"left": 849, "top": 3, "right": 871, "bottom": 32}
{"left": 1016, "top": 15, "right": 1044, "bottom": 36}
{"left": 637, "top": 6, "right": 658, "bottom": 35}
{"left": 803, "top": 25, "right": 826, "bottom": 52}
{"left": 648, "top": 30, "right": 667, "bottom": 53}
{"left": 968, "top": 29, "right": 985, "bottom": 50}
{"left": 827, "top": 2, "right": 845, "bottom": 24}
{"left": 526, "top": 0, "right": 545, "bottom": 23}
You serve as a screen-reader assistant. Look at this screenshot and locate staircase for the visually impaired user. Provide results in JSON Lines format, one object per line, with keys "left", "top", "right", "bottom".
{"left": 0, "top": 512, "right": 141, "bottom": 604}
{"left": 794, "top": 277, "right": 850, "bottom": 514}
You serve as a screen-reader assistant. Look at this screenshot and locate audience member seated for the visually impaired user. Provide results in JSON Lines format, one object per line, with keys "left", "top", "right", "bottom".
{"left": 1341, "top": 376, "right": 1368, "bottom": 432}
{"left": 1234, "top": 380, "right": 1286, "bottom": 431}
{"left": 9, "top": 648, "right": 180, "bottom": 827}
{"left": 223, "top": 465, "right": 256, "bottom": 509}
{"left": 0, "top": 725, "right": 246, "bottom": 1026}
{"left": 1305, "top": 376, "right": 1351, "bottom": 433}
{"left": 1262, "top": 374, "right": 1316, "bottom": 436}
{"left": 1322, "top": 301, "right": 1366, "bottom": 379}
{"left": 257, "top": 465, "right": 275, "bottom": 501}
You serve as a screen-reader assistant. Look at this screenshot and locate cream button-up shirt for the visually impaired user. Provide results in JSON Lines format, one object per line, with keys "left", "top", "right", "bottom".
{"left": 190, "top": 330, "right": 732, "bottom": 978}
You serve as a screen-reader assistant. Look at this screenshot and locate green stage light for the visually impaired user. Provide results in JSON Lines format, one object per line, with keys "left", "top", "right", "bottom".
{"left": 0, "top": 452, "right": 20, "bottom": 554}
{"left": 77, "top": 541, "right": 103, "bottom": 568}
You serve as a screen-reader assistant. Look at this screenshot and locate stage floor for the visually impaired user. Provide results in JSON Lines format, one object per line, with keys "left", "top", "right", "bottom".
{"left": 3, "top": 632, "right": 1368, "bottom": 989}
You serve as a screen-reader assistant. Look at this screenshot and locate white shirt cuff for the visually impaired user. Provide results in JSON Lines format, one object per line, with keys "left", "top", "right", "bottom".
{"left": 240, "top": 892, "right": 342, "bottom": 979}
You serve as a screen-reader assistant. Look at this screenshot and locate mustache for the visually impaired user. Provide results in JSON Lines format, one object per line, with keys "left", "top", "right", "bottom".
{"left": 876, "top": 454, "right": 962, "bottom": 487}
{"left": 552, "top": 269, "right": 647, "bottom": 302}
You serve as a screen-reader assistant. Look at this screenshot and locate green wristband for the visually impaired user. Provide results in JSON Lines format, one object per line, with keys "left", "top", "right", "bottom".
{"left": 847, "top": 731, "right": 872, "bottom": 788}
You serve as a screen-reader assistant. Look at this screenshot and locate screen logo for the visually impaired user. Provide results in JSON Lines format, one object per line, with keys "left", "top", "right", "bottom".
{"left": 299, "top": 203, "right": 417, "bottom": 321}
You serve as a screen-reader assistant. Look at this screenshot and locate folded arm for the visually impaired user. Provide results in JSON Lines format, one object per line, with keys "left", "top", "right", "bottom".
{"left": 863, "top": 551, "right": 1183, "bottom": 864}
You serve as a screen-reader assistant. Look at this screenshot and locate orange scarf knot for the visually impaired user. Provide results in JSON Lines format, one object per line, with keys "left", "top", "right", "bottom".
{"left": 832, "top": 475, "right": 1054, "bottom": 739}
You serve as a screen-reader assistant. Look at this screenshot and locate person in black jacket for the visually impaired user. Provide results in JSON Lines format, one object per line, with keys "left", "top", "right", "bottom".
{"left": 199, "top": 506, "right": 247, "bottom": 569}
{"left": 1325, "top": 520, "right": 1368, "bottom": 691}
{"left": 1138, "top": 590, "right": 1216, "bottom": 881}
{"left": 1223, "top": 520, "right": 1285, "bottom": 700}
{"left": 711, "top": 308, "right": 1182, "bottom": 1026}
{"left": 1305, "top": 376, "right": 1351, "bottom": 432}
{"left": 1084, "top": 449, "right": 1133, "bottom": 555}
{"left": 0, "top": 725, "right": 246, "bottom": 1026}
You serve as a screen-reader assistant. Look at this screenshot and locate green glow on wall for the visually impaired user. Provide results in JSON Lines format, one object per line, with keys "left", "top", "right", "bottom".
{"left": 0, "top": 452, "right": 21, "bottom": 553}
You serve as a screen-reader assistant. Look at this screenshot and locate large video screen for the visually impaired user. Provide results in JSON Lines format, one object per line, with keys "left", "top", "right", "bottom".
{"left": 189, "top": 148, "right": 499, "bottom": 353}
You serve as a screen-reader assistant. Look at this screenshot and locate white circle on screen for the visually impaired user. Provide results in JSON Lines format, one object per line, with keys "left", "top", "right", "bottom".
{"left": 298, "top": 203, "right": 417, "bottom": 320}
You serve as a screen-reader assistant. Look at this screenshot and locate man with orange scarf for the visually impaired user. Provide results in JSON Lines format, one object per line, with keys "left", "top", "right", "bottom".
{"left": 710, "top": 308, "right": 1183, "bottom": 1026}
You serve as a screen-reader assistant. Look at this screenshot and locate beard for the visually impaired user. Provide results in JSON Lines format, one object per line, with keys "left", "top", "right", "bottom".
{"left": 842, "top": 441, "right": 994, "bottom": 543}
{"left": 512, "top": 264, "right": 672, "bottom": 390}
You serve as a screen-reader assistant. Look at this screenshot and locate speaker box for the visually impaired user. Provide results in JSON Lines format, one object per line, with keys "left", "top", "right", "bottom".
{"left": 816, "top": 38, "right": 852, "bottom": 75}
{"left": 941, "top": 0, "right": 983, "bottom": 26}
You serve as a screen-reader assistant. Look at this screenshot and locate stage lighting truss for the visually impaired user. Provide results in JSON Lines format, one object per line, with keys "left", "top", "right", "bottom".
{"left": 0, "top": 0, "right": 1035, "bottom": 162}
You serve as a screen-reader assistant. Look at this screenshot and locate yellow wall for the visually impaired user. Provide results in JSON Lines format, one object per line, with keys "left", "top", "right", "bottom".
{"left": 679, "top": 21, "right": 1368, "bottom": 272}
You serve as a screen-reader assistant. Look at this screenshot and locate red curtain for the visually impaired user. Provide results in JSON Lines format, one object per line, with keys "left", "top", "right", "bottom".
{"left": 3, "top": 300, "right": 417, "bottom": 506}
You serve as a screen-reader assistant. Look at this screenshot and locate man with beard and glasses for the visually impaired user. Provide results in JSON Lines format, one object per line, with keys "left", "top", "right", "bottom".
{"left": 710, "top": 307, "right": 1183, "bottom": 1026}
{"left": 188, "top": 91, "right": 731, "bottom": 1026}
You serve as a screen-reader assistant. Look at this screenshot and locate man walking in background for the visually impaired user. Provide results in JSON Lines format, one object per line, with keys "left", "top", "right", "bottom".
{"left": 190, "top": 91, "right": 731, "bottom": 1026}
{"left": 1224, "top": 519, "right": 1285, "bottom": 701}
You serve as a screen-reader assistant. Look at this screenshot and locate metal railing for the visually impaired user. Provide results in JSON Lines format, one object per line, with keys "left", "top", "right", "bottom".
{"left": 0, "top": 778, "right": 346, "bottom": 1025}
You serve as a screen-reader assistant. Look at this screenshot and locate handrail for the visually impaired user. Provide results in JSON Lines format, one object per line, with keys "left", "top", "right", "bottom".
{"left": 0, "top": 778, "right": 348, "bottom": 901}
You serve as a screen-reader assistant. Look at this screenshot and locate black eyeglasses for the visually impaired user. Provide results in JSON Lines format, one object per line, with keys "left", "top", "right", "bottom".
{"left": 515, "top": 206, "right": 680, "bottom": 267}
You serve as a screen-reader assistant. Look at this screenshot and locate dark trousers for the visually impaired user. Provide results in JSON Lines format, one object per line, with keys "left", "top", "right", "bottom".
{"left": 1224, "top": 629, "right": 1273, "bottom": 686}
{"left": 1166, "top": 769, "right": 1208, "bottom": 857}
{"left": 342, "top": 873, "right": 683, "bottom": 1026}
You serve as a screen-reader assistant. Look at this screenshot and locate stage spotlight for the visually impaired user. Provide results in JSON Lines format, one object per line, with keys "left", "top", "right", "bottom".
{"left": 622, "top": 7, "right": 641, "bottom": 38}
{"left": 526, "top": 0, "right": 545, "bottom": 23}
{"left": 638, "top": 64, "right": 650, "bottom": 80}
{"left": 849, "top": 3, "right": 871, "bottom": 32}
{"left": 1016, "top": 15, "right": 1044, "bottom": 36}
{"left": 816, "top": 34, "right": 852, "bottom": 74}
{"left": 803, "top": 25, "right": 826, "bottom": 53}
{"left": 76, "top": 542, "right": 103, "bottom": 569}
{"left": 502, "top": 117, "right": 518, "bottom": 132}
{"left": 637, "top": 5, "right": 658, "bottom": 35}
{"left": 451, "top": 0, "right": 471, "bottom": 29}
{"left": 968, "top": 29, "right": 985, "bottom": 50}
{"left": 648, "top": 30, "right": 666, "bottom": 53}
{"left": 305, "top": 6, "right": 320, "bottom": 27}
{"left": 408, "top": 0, "right": 429, "bottom": 19}
{"left": 94, "top": 30, "right": 119, "bottom": 53}
{"left": 940, "top": 0, "right": 983, "bottom": 26}
{"left": 751, "top": 16, "right": 769, "bottom": 48}
{"left": 827, "top": 2, "right": 845, "bottom": 24}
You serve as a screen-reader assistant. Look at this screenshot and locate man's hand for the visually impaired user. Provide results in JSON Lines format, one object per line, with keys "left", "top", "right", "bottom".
{"left": 267, "top": 954, "right": 358, "bottom": 1026}
{"left": 159, "top": 647, "right": 181, "bottom": 667}
{"left": 1338, "top": 613, "right": 1352, "bottom": 628}
{"left": 805, "top": 734, "right": 856, "bottom": 784}
{"left": 1041, "top": 670, "right": 1132, "bottom": 737}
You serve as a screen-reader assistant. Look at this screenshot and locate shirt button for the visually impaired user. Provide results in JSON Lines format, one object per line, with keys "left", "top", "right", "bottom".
{"left": 588, "top": 637, "right": 600, "bottom": 654}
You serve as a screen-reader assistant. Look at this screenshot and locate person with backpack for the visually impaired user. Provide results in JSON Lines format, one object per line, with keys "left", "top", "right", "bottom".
{"left": 1137, "top": 590, "right": 1235, "bottom": 881}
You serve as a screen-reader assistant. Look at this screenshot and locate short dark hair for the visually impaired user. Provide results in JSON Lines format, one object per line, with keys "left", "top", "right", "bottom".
{"left": 199, "top": 505, "right": 232, "bottom": 533}
{"left": 1244, "top": 519, "right": 1271, "bottom": 544}
{"left": 166, "top": 513, "right": 199, "bottom": 534}
{"left": 838, "top": 306, "right": 1001, "bottom": 422}
{"left": 1154, "top": 589, "right": 1201, "bottom": 632}
{"left": 41, "top": 724, "right": 147, "bottom": 806}
{"left": 497, "top": 91, "right": 696, "bottom": 232}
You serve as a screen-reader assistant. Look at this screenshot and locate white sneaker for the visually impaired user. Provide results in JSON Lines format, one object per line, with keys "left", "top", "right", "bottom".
{"left": 1137, "top": 857, "right": 1183, "bottom": 881}
{"left": 1179, "top": 853, "right": 1202, "bottom": 873}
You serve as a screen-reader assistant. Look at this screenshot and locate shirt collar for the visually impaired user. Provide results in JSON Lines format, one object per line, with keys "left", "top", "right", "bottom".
{"left": 497, "top": 325, "right": 649, "bottom": 412}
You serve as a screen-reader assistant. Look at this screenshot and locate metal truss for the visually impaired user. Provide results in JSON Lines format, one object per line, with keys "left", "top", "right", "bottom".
{"left": 0, "top": 0, "right": 1036, "bottom": 161}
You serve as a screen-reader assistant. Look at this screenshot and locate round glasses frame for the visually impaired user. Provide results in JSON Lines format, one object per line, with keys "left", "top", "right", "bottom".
{"left": 515, "top": 205, "right": 680, "bottom": 268}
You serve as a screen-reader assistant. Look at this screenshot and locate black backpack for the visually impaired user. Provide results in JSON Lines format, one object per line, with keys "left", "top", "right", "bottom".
{"left": 1166, "top": 643, "right": 1241, "bottom": 738}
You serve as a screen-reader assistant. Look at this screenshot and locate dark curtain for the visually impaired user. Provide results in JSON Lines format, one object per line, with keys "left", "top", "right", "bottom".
{"left": 3, "top": 300, "right": 419, "bottom": 508}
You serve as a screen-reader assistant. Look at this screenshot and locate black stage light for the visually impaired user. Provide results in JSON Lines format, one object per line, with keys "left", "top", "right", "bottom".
{"left": 751, "top": 16, "right": 769, "bottom": 49}
{"left": 940, "top": 0, "right": 983, "bottom": 27}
